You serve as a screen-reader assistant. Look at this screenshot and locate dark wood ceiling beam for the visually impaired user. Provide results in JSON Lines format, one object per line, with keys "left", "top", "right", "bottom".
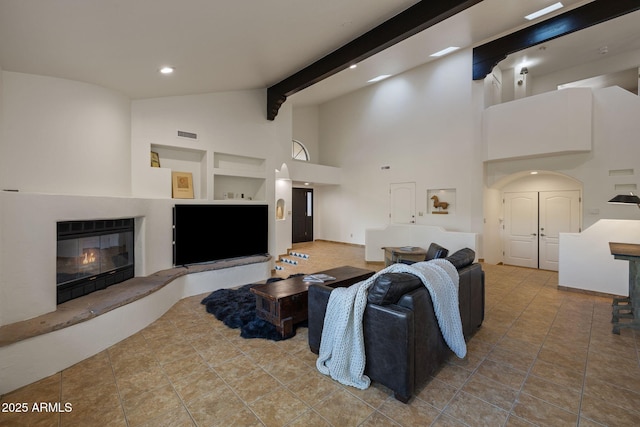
{"left": 472, "top": 0, "right": 640, "bottom": 80}
{"left": 267, "top": 0, "right": 483, "bottom": 120}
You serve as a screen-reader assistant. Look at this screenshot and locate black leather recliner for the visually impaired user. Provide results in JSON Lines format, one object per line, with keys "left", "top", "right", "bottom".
{"left": 423, "top": 242, "right": 449, "bottom": 261}
{"left": 308, "top": 248, "right": 484, "bottom": 403}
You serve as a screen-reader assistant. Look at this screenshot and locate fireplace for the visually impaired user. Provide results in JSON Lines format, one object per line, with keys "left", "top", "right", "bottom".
{"left": 56, "top": 219, "right": 135, "bottom": 304}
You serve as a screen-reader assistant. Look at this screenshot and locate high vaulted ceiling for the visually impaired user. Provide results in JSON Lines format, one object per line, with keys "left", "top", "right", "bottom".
{"left": 0, "top": 0, "right": 637, "bottom": 108}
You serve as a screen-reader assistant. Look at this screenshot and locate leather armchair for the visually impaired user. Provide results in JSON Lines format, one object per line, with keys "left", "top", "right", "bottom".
{"left": 424, "top": 242, "right": 449, "bottom": 260}
{"left": 308, "top": 248, "right": 484, "bottom": 403}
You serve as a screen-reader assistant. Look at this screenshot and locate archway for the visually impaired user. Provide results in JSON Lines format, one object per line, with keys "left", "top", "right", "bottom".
{"left": 483, "top": 170, "right": 583, "bottom": 269}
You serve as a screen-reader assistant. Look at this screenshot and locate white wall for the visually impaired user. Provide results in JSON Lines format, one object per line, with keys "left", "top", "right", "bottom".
{"left": 485, "top": 87, "right": 640, "bottom": 232}
{"left": 130, "top": 89, "right": 293, "bottom": 261}
{"left": 0, "top": 72, "right": 131, "bottom": 196}
{"left": 0, "top": 192, "right": 174, "bottom": 325}
{"left": 0, "top": 75, "right": 295, "bottom": 326}
{"left": 531, "top": 47, "right": 640, "bottom": 96}
{"left": 483, "top": 88, "right": 592, "bottom": 161}
{"left": 292, "top": 105, "right": 320, "bottom": 163}
{"left": 560, "top": 219, "right": 640, "bottom": 296}
{"left": 316, "top": 49, "right": 484, "bottom": 245}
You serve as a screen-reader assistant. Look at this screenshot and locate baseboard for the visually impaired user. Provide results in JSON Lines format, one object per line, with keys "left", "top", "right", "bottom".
{"left": 557, "top": 285, "right": 623, "bottom": 299}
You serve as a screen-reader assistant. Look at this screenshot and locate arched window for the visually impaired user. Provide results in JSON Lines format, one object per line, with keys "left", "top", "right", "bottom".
{"left": 292, "top": 139, "right": 310, "bottom": 161}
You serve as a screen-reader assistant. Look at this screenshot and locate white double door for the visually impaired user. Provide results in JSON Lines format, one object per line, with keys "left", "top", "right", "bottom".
{"left": 503, "top": 190, "right": 581, "bottom": 271}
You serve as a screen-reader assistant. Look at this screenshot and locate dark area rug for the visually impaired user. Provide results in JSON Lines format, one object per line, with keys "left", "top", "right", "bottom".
{"left": 201, "top": 275, "right": 306, "bottom": 341}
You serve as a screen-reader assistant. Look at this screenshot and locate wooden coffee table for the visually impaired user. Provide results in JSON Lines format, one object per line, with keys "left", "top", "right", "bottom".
{"left": 250, "top": 265, "right": 374, "bottom": 337}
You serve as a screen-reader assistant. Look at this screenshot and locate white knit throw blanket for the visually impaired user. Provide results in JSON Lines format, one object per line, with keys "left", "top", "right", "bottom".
{"left": 316, "top": 259, "right": 466, "bottom": 389}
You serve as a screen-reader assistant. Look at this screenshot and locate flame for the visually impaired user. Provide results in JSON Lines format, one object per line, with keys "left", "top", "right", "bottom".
{"left": 82, "top": 252, "right": 96, "bottom": 264}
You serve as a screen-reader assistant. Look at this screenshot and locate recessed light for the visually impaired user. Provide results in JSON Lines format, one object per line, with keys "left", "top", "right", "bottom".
{"left": 349, "top": 64, "right": 357, "bottom": 69}
{"left": 525, "top": 2, "right": 563, "bottom": 20}
{"left": 530, "top": 171, "right": 539, "bottom": 175}
{"left": 159, "top": 66, "right": 174, "bottom": 74}
{"left": 430, "top": 46, "right": 460, "bottom": 57}
{"left": 367, "top": 75, "right": 391, "bottom": 83}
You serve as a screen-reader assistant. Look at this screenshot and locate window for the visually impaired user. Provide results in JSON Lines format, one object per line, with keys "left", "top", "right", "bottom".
{"left": 292, "top": 139, "right": 310, "bottom": 161}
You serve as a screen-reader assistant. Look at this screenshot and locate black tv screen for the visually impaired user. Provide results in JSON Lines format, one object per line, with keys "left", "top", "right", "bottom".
{"left": 173, "top": 204, "right": 268, "bottom": 266}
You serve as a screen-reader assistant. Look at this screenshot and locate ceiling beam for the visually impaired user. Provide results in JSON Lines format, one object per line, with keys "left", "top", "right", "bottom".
{"left": 472, "top": 0, "right": 640, "bottom": 80}
{"left": 266, "top": 0, "right": 483, "bottom": 120}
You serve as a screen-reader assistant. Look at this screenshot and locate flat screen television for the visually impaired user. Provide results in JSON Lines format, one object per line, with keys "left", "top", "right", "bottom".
{"left": 173, "top": 204, "right": 268, "bottom": 266}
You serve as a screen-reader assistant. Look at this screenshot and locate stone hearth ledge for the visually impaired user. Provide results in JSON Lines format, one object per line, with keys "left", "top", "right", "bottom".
{"left": 0, "top": 255, "right": 272, "bottom": 348}
{"left": 0, "top": 255, "right": 272, "bottom": 395}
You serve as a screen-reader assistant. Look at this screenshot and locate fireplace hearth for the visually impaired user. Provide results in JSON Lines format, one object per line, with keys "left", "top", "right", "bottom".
{"left": 56, "top": 219, "right": 134, "bottom": 304}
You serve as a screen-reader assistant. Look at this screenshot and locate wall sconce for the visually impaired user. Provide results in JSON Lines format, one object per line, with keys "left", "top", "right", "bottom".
{"left": 517, "top": 67, "right": 528, "bottom": 86}
{"left": 608, "top": 192, "right": 640, "bottom": 209}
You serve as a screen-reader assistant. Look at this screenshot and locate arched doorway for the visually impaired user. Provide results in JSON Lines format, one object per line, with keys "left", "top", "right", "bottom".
{"left": 483, "top": 170, "right": 583, "bottom": 270}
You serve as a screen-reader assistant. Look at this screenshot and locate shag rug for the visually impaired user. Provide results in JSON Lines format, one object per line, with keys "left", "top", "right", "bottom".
{"left": 201, "top": 275, "right": 305, "bottom": 341}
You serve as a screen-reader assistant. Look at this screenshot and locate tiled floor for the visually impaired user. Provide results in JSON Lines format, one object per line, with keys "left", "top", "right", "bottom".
{"left": 2, "top": 240, "right": 640, "bottom": 426}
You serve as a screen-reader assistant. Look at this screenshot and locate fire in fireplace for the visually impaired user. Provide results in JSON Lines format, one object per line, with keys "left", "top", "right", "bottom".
{"left": 56, "top": 219, "right": 135, "bottom": 304}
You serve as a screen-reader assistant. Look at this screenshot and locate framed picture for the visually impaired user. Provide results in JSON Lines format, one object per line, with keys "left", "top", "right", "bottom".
{"left": 172, "top": 171, "right": 194, "bottom": 199}
{"left": 150, "top": 151, "right": 161, "bottom": 167}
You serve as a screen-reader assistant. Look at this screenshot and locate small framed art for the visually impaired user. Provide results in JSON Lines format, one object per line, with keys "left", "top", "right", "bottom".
{"left": 172, "top": 171, "right": 194, "bottom": 199}
{"left": 150, "top": 151, "right": 161, "bottom": 167}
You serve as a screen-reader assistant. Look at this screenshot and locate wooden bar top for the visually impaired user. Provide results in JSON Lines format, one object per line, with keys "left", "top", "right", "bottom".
{"left": 609, "top": 242, "right": 640, "bottom": 258}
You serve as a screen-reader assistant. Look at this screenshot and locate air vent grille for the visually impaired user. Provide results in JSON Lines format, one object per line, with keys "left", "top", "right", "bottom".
{"left": 177, "top": 130, "right": 198, "bottom": 140}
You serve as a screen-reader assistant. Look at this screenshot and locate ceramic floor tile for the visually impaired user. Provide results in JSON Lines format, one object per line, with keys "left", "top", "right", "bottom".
{"left": 5, "top": 242, "right": 640, "bottom": 426}
{"left": 475, "top": 359, "right": 528, "bottom": 390}
{"left": 286, "top": 408, "right": 333, "bottom": 427}
{"left": 226, "top": 367, "right": 281, "bottom": 403}
{"left": 186, "top": 391, "right": 251, "bottom": 427}
{"left": 432, "top": 363, "right": 473, "bottom": 389}
{"left": 122, "top": 383, "right": 184, "bottom": 427}
{"left": 115, "top": 365, "right": 171, "bottom": 401}
{"left": 443, "top": 391, "right": 509, "bottom": 426}
{"left": 529, "top": 359, "right": 584, "bottom": 391}
{"left": 161, "top": 352, "right": 209, "bottom": 383}
{"left": 521, "top": 374, "right": 581, "bottom": 414}
{"left": 313, "top": 388, "right": 376, "bottom": 426}
{"left": 377, "top": 394, "right": 440, "bottom": 427}
{"left": 431, "top": 413, "right": 469, "bottom": 427}
{"left": 249, "top": 387, "right": 310, "bottom": 427}
{"left": 172, "top": 369, "right": 226, "bottom": 403}
{"left": 415, "top": 378, "right": 458, "bottom": 410}
{"left": 580, "top": 393, "right": 640, "bottom": 426}
{"left": 462, "top": 373, "right": 519, "bottom": 411}
{"left": 486, "top": 346, "right": 536, "bottom": 373}
{"left": 285, "top": 372, "right": 341, "bottom": 406}
{"left": 512, "top": 393, "right": 576, "bottom": 426}
{"left": 583, "top": 376, "right": 640, "bottom": 412}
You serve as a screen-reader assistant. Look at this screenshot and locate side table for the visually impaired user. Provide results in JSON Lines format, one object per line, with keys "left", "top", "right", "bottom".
{"left": 382, "top": 246, "right": 427, "bottom": 266}
{"left": 609, "top": 242, "right": 640, "bottom": 334}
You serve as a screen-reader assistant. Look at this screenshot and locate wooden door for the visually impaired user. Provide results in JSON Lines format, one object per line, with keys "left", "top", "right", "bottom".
{"left": 292, "top": 188, "right": 313, "bottom": 243}
{"left": 390, "top": 182, "right": 416, "bottom": 224}
{"left": 538, "top": 190, "right": 581, "bottom": 271}
{"left": 503, "top": 192, "right": 538, "bottom": 268}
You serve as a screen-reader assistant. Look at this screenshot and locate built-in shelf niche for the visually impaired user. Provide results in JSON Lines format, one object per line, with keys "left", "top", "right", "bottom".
{"left": 427, "top": 188, "right": 456, "bottom": 215}
{"left": 213, "top": 152, "right": 266, "bottom": 201}
{"left": 150, "top": 144, "right": 207, "bottom": 199}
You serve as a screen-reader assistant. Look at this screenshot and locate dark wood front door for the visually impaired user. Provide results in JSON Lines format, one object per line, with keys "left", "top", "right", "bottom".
{"left": 292, "top": 188, "right": 313, "bottom": 243}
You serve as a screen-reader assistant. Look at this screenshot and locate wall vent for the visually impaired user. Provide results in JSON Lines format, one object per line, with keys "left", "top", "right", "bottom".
{"left": 614, "top": 183, "right": 637, "bottom": 191}
{"left": 609, "top": 168, "right": 634, "bottom": 176}
{"left": 177, "top": 130, "right": 198, "bottom": 140}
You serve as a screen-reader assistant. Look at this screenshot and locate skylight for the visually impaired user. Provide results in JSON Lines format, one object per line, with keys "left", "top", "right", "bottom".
{"left": 367, "top": 75, "right": 391, "bottom": 83}
{"left": 525, "top": 2, "right": 563, "bottom": 20}
{"left": 430, "top": 46, "right": 460, "bottom": 57}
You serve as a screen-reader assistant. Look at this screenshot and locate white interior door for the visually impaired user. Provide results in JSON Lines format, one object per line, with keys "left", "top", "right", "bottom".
{"left": 503, "top": 192, "right": 538, "bottom": 268}
{"left": 390, "top": 182, "right": 415, "bottom": 224}
{"left": 539, "top": 190, "right": 581, "bottom": 271}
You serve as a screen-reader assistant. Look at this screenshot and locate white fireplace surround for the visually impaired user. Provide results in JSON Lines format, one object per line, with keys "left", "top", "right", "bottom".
{"left": 0, "top": 191, "right": 272, "bottom": 394}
